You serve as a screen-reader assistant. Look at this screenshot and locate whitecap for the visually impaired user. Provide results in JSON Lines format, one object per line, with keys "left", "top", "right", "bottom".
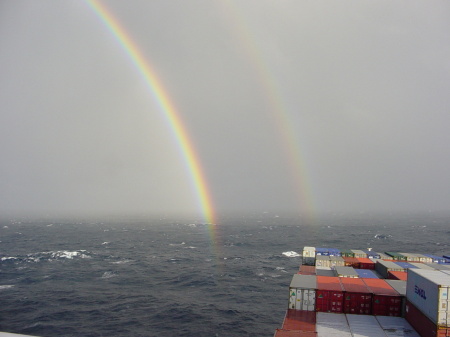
{"left": 282, "top": 251, "right": 300, "bottom": 257}
{"left": 101, "top": 271, "right": 117, "bottom": 279}
{"left": 0, "top": 285, "right": 15, "bottom": 290}
{"left": 102, "top": 242, "right": 110, "bottom": 245}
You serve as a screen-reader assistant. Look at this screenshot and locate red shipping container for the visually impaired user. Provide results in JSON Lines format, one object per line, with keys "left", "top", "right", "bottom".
{"left": 343, "top": 257, "right": 360, "bottom": 268}
{"left": 315, "top": 276, "right": 344, "bottom": 313}
{"left": 356, "top": 257, "right": 376, "bottom": 270}
{"left": 274, "top": 330, "right": 318, "bottom": 337}
{"left": 388, "top": 271, "right": 407, "bottom": 281}
{"left": 339, "top": 278, "right": 372, "bottom": 315}
{"left": 298, "top": 265, "right": 316, "bottom": 275}
{"left": 282, "top": 309, "right": 316, "bottom": 331}
{"left": 362, "top": 278, "right": 402, "bottom": 316}
{"left": 405, "top": 299, "right": 450, "bottom": 337}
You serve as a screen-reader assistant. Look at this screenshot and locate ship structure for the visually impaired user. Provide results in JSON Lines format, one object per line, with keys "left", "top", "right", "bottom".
{"left": 274, "top": 247, "right": 450, "bottom": 337}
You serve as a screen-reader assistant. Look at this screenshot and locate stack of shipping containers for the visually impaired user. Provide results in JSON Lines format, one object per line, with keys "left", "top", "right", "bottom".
{"left": 274, "top": 246, "right": 450, "bottom": 337}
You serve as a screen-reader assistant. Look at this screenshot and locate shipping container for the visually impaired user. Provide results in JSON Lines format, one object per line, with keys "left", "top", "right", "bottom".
{"left": 346, "top": 314, "right": 388, "bottom": 337}
{"left": 316, "top": 276, "right": 344, "bottom": 313}
{"left": 315, "top": 255, "right": 331, "bottom": 268}
{"left": 385, "top": 279, "right": 407, "bottom": 316}
{"left": 316, "top": 312, "right": 352, "bottom": 336}
{"left": 406, "top": 269, "right": 450, "bottom": 327}
{"left": 424, "top": 254, "right": 449, "bottom": 264}
{"left": 274, "top": 330, "right": 318, "bottom": 337}
{"left": 362, "top": 278, "right": 402, "bottom": 316}
{"left": 376, "top": 260, "right": 405, "bottom": 278}
{"left": 398, "top": 252, "right": 421, "bottom": 262}
{"left": 355, "top": 258, "right": 376, "bottom": 270}
{"left": 385, "top": 252, "right": 407, "bottom": 261}
{"left": 394, "top": 261, "right": 418, "bottom": 270}
{"left": 410, "top": 262, "right": 437, "bottom": 270}
{"left": 329, "top": 256, "right": 345, "bottom": 267}
{"left": 443, "top": 255, "right": 450, "bottom": 260}
{"left": 298, "top": 265, "right": 316, "bottom": 275}
{"left": 281, "top": 309, "right": 316, "bottom": 331}
{"left": 289, "top": 274, "right": 317, "bottom": 311}
{"left": 302, "top": 247, "right": 316, "bottom": 266}
{"left": 375, "top": 252, "right": 392, "bottom": 260}
{"left": 415, "top": 253, "right": 434, "bottom": 263}
{"left": 426, "top": 263, "right": 450, "bottom": 271}
{"left": 316, "top": 268, "right": 335, "bottom": 277}
{"left": 342, "top": 257, "right": 360, "bottom": 268}
{"left": 351, "top": 250, "right": 367, "bottom": 258}
{"left": 339, "top": 278, "right": 372, "bottom": 315}
{"left": 340, "top": 249, "right": 355, "bottom": 258}
{"left": 406, "top": 299, "right": 450, "bottom": 337}
{"left": 328, "top": 248, "right": 341, "bottom": 257}
{"left": 375, "top": 316, "right": 420, "bottom": 337}
{"left": 315, "top": 248, "right": 329, "bottom": 256}
{"left": 355, "top": 269, "right": 379, "bottom": 279}
{"left": 363, "top": 250, "right": 381, "bottom": 259}
{"left": 387, "top": 271, "right": 408, "bottom": 281}
{"left": 335, "top": 266, "right": 359, "bottom": 278}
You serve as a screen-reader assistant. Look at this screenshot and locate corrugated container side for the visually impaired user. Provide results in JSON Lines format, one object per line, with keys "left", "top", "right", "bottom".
{"left": 298, "top": 265, "right": 316, "bottom": 275}
{"left": 375, "top": 316, "right": 421, "bottom": 337}
{"left": 340, "top": 249, "right": 355, "bottom": 258}
{"left": 316, "top": 312, "right": 352, "bottom": 336}
{"left": 385, "top": 252, "right": 407, "bottom": 261}
{"left": 342, "top": 257, "right": 360, "bottom": 268}
{"left": 316, "top": 276, "right": 344, "bottom": 313}
{"left": 346, "top": 314, "right": 388, "bottom": 337}
{"left": 415, "top": 253, "right": 434, "bottom": 263}
{"left": 329, "top": 256, "right": 345, "bottom": 267}
{"left": 388, "top": 271, "right": 408, "bottom": 281}
{"left": 339, "top": 278, "right": 372, "bottom": 315}
{"left": 356, "top": 258, "right": 376, "bottom": 270}
{"left": 289, "top": 275, "right": 317, "bottom": 311}
{"left": 376, "top": 260, "right": 405, "bottom": 278}
{"left": 335, "top": 266, "right": 359, "bottom": 278}
{"left": 362, "top": 278, "right": 402, "bottom": 316}
{"left": 355, "top": 269, "right": 379, "bottom": 279}
{"left": 281, "top": 309, "right": 316, "bottom": 331}
{"left": 399, "top": 252, "right": 421, "bottom": 262}
{"left": 406, "top": 269, "right": 450, "bottom": 327}
{"left": 406, "top": 299, "right": 450, "bottom": 337}
{"left": 424, "top": 254, "right": 448, "bottom": 264}
{"left": 316, "top": 248, "right": 329, "bottom": 256}
{"left": 315, "top": 255, "right": 331, "bottom": 268}
{"left": 351, "top": 250, "right": 367, "bottom": 258}
{"left": 385, "top": 279, "right": 407, "bottom": 317}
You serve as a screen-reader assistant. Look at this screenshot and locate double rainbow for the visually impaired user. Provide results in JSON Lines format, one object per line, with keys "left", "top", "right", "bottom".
{"left": 84, "top": 0, "right": 216, "bottom": 225}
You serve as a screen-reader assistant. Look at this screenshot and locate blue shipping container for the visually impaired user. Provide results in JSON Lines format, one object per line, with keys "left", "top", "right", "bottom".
{"left": 355, "top": 269, "right": 379, "bottom": 279}
{"left": 422, "top": 254, "right": 447, "bottom": 264}
{"left": 316, "top": 248, "right": 329, "bottom": 256}
{"left": 363, "top": 250, "right": 380, "bottom": 259}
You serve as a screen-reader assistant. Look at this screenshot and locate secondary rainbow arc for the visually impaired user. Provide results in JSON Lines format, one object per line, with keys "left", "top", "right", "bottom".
{"left": 84, "top": 0, "right": 216, "bottom": 225}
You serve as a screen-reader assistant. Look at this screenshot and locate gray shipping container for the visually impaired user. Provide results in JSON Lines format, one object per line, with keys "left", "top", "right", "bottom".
{"left": 351, "top": 250, "right": 367, "bottom": 258}
{"left": 330, "top": 256, "right": 345, "bottom": 267}
{"left": 346, "top": 314, "right": 388, "bottom": 337}
{"left": 375, "top": 316, "right": 420, "bottom": 337}
{"left": 315, "top": 255, "right": 331, "bottom": 268}
{"left": 316, "top": 268, "right": 335, "bottom": 277}
{"left": 409, "top": 262, "right": 436, "bottom": 270}
{"left": 335, "top": 266, "right": 359, "bottom": 278}
{"left": 375, "top": 260, "right": 405, "bottom": 278}
{"left": 316, "top": 312, "right": 352, "bottom": 337}
{"left": 288, "top": 274, "right": 316, "bottom": 311}
{"left": 406, "top": 269, "right": 450, "bottom": 327}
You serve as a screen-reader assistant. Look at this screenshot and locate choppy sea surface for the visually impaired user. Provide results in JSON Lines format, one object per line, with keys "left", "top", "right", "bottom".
{"left": 1, "top": 213, "right": 449, "bottom": 337}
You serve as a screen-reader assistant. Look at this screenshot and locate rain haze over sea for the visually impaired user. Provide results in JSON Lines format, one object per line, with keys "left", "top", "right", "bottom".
{"left": 1, "top": 1, "right": 450, "bottom": 336}
{"left": 1, "top": 213, "right": 449, "bottom": 336}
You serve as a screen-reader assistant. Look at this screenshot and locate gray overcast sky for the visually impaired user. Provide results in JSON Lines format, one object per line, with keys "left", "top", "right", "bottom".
{"left": 1, "top": 0, "right": 450, "bottom": 220}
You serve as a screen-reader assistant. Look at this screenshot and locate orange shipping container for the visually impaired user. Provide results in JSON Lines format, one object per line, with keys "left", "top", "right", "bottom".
{"left": 356, "top": 258, "right": 376, "bottom": 270}
{"left": 281, "top": 309, "right": 316, "bottom": 331}
{"left": 362, "top": 278, "right": 402, "bottom": 316}
{"left": 343, "top": 257, "right": 360, "bottom": 268}
{"left": 339, "top": 278, "right": 372, "bottom": 315}
{"left": 388, "top": 271, "right": 408, "bottom": 281}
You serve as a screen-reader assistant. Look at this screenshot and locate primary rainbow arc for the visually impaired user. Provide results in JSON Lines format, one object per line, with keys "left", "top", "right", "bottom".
{"left": 84, "top": 0, "right": 216, "bottom": 224}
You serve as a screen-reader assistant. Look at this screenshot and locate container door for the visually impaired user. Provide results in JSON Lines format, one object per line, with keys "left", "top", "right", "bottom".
{"left": 297, "top": 289, "right": 304, "bottom": 310}
{"left": 308, "top": 289, "right": 316, "bottom": 311}
{"left": 438, "top": 286, "right": 450, "bottom": 326}
{"left": 289, "top": 288, "right": 297, "bottom": 309}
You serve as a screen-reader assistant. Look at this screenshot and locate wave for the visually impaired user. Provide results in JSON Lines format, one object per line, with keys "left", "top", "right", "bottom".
{"left": 282, "top": 251, "right": 300, "bottom": 257}
{"left": 0, "top": 285, "right": 15, "bottom": 290}
{"left": 0, "top": 250, "right": 92, "bottom": 263}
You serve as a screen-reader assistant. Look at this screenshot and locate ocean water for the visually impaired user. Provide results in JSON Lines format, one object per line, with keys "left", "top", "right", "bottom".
{"left": 1, "top": 213, "right": 449, "bottom": 337}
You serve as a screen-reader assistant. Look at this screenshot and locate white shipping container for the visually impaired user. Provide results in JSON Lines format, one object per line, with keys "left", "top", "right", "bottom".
{"left": 302, "top": 246, "right": 316, "bottom": 266}
{"left": 406, "top": 269, "right": 450, "bottom": 327}
{"left": 288, "top": 274, "right": 316, "bottom": 311}
{"left": 316, "top": 312, "right": 352, "bottom": 337}
{"left": 347, "top": 314, "right": 388, "bottom": 337}
{"left": 415, "top": 254, "right": 433, "bottom": 263}
{"left": 375, "top": 260, "right": 404, "bottom": 278}
{"left": 376, "top": 316, "right": 420, "bottom": 337}
{"left": 399, "top": 253, "right": 421, "bottom": 262}
{"left": 410, "top": 262, "right": 436, "bottom": 270}
{"left": 315, "top": 255, "right": 331, "bottom": 268}
{"left": 351, "top": 250, "right": 367, "bottom": 258}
